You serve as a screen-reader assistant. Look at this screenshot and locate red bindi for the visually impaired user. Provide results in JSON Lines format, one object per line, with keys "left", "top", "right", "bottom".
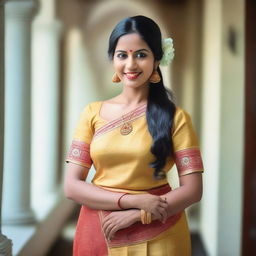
{"left": 129, "top": 50, "right": 133, "bottom": 52}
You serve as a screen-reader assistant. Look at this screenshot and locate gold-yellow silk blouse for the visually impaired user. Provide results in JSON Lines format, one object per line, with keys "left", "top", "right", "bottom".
{"left": 66, "top": 101, "right": 204, "bottom": 191}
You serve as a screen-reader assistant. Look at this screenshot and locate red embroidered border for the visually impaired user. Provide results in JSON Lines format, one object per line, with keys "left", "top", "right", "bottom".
{"left": 66, "top": 140, "right": 92, "bottom": 166}
{"left": 93, "top": 104, "right": 147, "bottom": 139}
{"left": 175, "top": 148, "right": 204, "bottom": 175}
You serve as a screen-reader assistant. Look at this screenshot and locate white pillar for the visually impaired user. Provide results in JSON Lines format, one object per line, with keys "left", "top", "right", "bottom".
{"left": 2, "top": 0, "right": 38, "bottom": 224}
{"left": 31, "top": 0, "right": 62, "bottom": 217}
{"left": 0, "top": 0, "right": 13, "bottom": 254}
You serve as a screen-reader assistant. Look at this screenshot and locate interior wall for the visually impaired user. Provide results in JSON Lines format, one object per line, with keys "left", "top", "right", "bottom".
{"left": 217, "top": 0, "right": 244, "bottom": 254}
{"left": 200, "top": 0, "right": 244, "bottom": 255}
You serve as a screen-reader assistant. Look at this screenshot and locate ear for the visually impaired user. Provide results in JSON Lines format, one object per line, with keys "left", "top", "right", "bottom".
{"left": 154, "top": 60, "right": 160, "bottom": 70}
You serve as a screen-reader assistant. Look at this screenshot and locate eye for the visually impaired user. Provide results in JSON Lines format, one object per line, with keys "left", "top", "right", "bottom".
{"left": 136, "top": 52, "right": 147, "bottom": 58}
{"left": 116, "top": 53, "right": 127, "bottom": 59}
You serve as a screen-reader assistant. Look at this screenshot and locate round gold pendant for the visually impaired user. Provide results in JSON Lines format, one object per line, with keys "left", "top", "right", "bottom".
{"left": 120, "top": 122, "right": 133, "bottom": 135}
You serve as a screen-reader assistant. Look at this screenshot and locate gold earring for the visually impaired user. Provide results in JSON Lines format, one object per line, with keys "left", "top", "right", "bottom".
{"left": 112, "top": 73, "right": 121, "bottom": 83}
{"left": 149, "top": 70, "right": 161, "bottom": 83}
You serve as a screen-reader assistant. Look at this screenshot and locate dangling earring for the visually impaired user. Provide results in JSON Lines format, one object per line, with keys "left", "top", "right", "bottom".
{"left": 149, "top": 70, "right": 161, "bottom": 83}
{"left": 112, "top": 73, "right": 121, "bottom": 83}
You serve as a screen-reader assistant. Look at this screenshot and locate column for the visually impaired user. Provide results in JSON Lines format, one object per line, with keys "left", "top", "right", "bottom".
{"left": 31, "top": 0, "right": 62, "bottom": 216}
{"left": 2, "top": 0, "right": 39, "bottom": 224}
{"left": 0, "top": 0, "right": 13, "bottom": 254}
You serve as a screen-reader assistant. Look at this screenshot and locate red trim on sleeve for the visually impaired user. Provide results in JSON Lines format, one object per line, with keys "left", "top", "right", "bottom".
{"left": 175, "top": 148, "right": 204, "bottom": 175}
{"left": 66, "top": 140, "right": 92, "bottom": 167}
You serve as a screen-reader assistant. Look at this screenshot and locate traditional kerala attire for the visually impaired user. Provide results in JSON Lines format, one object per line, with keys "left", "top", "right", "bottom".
{"left": 66, "top": 101, "right": 204, "bottom": 256}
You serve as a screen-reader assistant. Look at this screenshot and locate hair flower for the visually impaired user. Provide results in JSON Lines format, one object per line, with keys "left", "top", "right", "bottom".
{"left": 160, "top": 38, "right": 175, "bottom": 66}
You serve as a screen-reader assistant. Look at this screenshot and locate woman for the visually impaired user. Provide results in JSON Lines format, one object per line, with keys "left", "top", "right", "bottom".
{"left": 65, "top": 15, "right": 204, "bottom": 256}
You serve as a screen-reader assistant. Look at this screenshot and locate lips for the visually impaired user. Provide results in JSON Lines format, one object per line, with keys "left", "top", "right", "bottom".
{"left": 124, "top": 72, "right": 141, "bottom": 80}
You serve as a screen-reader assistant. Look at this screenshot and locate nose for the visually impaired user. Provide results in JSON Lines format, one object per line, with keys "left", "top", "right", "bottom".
{"left": 126, "top": 56, "right": 137, "bottom": 69}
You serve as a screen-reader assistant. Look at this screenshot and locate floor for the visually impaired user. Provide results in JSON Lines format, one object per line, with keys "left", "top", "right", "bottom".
{"left": 47, "top": 207, "right": 208, "bottom": 256}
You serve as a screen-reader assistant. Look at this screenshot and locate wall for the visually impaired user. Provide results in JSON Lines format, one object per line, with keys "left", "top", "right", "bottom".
{"left": 200, "top": 0, "right": 244, "bottom": 255}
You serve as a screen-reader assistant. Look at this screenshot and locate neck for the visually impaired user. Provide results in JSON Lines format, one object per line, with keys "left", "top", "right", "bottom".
{"left": 119, "top": 83, "right": 149, "bottom": 106}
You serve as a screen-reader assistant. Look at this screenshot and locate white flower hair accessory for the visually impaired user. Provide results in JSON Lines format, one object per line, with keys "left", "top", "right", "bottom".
{"left": 160, "top": 38, "right": 175, "bottom": 66}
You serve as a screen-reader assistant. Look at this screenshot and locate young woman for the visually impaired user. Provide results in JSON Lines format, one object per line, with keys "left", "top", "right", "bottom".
{"left": 64, "top": 15, "right": 204, "bottom": 256}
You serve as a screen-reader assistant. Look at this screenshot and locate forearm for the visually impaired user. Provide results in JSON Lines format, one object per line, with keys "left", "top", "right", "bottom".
{"left": 64, "top": 179, "right": 167, "bottom": 215}
{"left": 64, "top": 179, "right": 127, "bottom": 210}
{"left": 64, "top": 163, "right": 169, "bottom": 214}
{"left": 164, "top": 183, "right": 202, "bottom": 217}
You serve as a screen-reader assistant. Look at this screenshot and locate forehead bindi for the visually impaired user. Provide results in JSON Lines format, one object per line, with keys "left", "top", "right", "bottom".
{"left": 115, "top": 33, "right": 150, "bottom": 52}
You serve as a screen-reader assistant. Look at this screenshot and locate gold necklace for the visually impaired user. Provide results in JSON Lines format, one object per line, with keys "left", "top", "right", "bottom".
{"left": 120, "top": 109, "right": 137, "bottom": 135}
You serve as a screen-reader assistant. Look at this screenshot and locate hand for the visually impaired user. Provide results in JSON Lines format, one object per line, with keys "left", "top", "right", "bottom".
{"left": 102, "top": 209, "right": 140, "bottom": 241}
{"left": 133, "top": 194, "right": 168, "bottom": 223}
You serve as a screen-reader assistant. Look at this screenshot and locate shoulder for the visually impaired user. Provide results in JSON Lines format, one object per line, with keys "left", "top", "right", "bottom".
{"left": 76, "top": 101, "right": 102, "bottom": 124}
{"left": 174, "top": 106, "right": 192, "bottom": 123}
{"left": 172, "top": 106, "right": 194, "bottom": 134}
{"left": 85, "top": 100, "right": 102, "bottom": 109}
{"left": 81, "top": 100, "right": 102, "bottom": 114}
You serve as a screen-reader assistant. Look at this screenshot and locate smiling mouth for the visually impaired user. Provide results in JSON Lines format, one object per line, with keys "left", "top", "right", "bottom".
{"left": 124, "top": 72, "right": 142, "bottom": 80}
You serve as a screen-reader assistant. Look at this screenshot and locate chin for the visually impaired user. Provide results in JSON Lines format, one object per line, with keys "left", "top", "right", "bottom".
{"left": 124, "top": 82, "right": 148, "bottom": 89}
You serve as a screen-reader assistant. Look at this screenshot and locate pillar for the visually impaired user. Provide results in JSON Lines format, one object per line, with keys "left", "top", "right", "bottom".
{"left": 31, "top": 0, "right": 62, "bottom": 216}
{"left": 0, "top": 0, "right": 13, "bottom": 254}
{"left": 2, "top": 0, "right": 39, "bottom": 224}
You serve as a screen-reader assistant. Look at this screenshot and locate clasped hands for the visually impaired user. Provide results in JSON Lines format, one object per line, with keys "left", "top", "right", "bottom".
{"left": 102, "top": 194, "right": 168, "bottom": 241}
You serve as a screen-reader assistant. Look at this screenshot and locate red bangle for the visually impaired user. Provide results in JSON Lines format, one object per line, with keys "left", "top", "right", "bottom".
{"left": 117, "top": 193, "right": 129, "bottom": 210}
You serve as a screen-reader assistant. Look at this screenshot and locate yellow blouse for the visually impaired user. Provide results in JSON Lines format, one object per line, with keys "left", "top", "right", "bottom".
{"left": 66, "top": 101, "right": 204, "bottom": 191}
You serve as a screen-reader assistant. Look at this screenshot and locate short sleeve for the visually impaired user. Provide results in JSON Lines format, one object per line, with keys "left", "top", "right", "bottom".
{"left": 172, "top": 107, "right": 204, "bottom": 176}
{"left": 65, "top": 104, "right": 94, "bottom": 169}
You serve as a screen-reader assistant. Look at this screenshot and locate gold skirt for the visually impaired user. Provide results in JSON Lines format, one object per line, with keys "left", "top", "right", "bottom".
{"left": 108, "top": 211, "right": 191, "bottom": 256}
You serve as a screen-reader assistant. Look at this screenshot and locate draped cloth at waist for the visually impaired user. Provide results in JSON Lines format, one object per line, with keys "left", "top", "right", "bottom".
{"left": 98, "top": 183, "right": 182, "bottom": 248}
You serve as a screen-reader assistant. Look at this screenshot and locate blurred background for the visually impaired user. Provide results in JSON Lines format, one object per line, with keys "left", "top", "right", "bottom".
{"left": 0, "top": 0, "right": 255, "bottom": 255}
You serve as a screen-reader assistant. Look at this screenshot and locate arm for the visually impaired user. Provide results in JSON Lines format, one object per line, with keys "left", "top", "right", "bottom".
{"left": 64, "top": 162, "right": 168, "bottom": 218}
{"left": 101, "top": 173, "right": 203, "bottom": 240}
{"left": 64, "top": 162, "right": 125, "bottom": 210}
{"left": 162, "top": 172, "right": 203, "bottom": 218}
{"left": 101, "top": 206, "right": 168, "bottom": 241}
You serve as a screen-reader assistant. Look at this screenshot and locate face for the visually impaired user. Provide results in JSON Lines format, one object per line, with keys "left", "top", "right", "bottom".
{"left": 113, "top": 33, "right": 158, "bottom": 87}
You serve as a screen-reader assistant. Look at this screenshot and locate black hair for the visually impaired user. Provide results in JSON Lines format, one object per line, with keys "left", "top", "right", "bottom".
{"left": 108, "top": 15, "right": 176, "bottom": 179}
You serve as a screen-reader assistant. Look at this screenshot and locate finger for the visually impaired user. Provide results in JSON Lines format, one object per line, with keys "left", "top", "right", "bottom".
{"left": 103, "top": 217, "right": 114, "bottom": 238}
{"left": 159, "top": 201, "right": 168, "bottom": 209}
{"left": 102, "top": 217, "right": 112, "bottom": 232}
{"left": 151, "top": 210, "right": 161, "bottom": 220}
{"left": 160, "top": 208, "right": 168, "bottom": 223}
{"left": 105, "top": 222, "right": 114, "bottom": 239}
{"left": 106, "top": 220, "right": 116, "bottom": 238}
{"left": 157, "top": 207, "right": 167, "bottom": 222}
{"left": 159, "top": 196, "right": 167, "bottom": 202}
{"left": 108, "top": 226, "right": 118, "bottom": 240}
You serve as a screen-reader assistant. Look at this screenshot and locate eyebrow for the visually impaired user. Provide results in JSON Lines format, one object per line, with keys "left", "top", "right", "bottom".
{"left": 115, "top": 49, "right": 150, "bottom": 53}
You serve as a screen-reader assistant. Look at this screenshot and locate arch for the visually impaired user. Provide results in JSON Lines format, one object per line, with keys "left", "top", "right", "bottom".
{"left": 80, "top": 1, "right": 173, "bottom": 95}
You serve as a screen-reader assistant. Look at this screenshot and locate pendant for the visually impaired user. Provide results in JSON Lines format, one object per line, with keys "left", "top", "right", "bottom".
{"left": 120, "top": 122, "right": 133, "bottom": 135}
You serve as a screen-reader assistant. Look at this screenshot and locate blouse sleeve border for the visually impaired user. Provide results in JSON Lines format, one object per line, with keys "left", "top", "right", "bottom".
{"left": 174, "top": 147, "right": 204, "bottom": 176}
{"left": 65, "top": 159, "right": 92, "bottom": 169}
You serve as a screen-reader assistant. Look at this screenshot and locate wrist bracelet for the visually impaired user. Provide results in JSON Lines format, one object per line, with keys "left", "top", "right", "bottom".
{"left": 117, "top": 193, "right": 129, "bottom": 210}
{"left": 140, "top": 210, "right": 152, "bottom": 224}
{"left": 146, "top": 211, "right": 152, "bottom": 224}
{"left": 141, "top": 209, "right": 146, "bottom": 224}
